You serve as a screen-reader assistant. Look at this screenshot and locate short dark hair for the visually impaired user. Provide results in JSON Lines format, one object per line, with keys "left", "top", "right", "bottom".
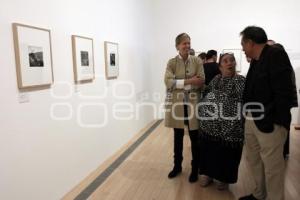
{"left": 240, "top": 26, "right": 268, "bottom": 44}
{"left": 206, "top": 50, "right": 217, "bottom": 60}
{"left": 198, "top": 52, "right": 206, "bottom": 60}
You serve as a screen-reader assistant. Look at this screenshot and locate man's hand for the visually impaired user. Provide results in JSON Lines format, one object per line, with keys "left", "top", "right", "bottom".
{"left": 186, "top": 76, "right": 204, "bottom": 87}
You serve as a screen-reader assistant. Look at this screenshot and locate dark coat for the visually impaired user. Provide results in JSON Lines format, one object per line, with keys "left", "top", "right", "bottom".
{"left": 243, "top": 44, "right": 298, "bottom": 132}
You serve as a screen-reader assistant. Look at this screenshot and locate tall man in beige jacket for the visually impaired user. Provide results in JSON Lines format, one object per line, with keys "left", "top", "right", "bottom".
{"left": 164, "top": 33, "right": 205, "bottom": 183}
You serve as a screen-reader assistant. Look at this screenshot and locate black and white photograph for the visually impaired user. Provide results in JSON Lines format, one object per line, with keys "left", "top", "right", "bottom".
{"left": 104, "top": 41, "right": 119, "bottom": 79}
{"left": 28, "top": 46, "right": 44, "bottom": 67}
{"left": 80, "top": 51, "right": 89, "bottom": 66}
{"left": 12, "top": 23, "right": 53, "bottom": 89}
{"left": 110, "top": 53, "right": 116, "bottom": 66}
{"left": 71, "top": 35, "right": 95, "bottom": 82}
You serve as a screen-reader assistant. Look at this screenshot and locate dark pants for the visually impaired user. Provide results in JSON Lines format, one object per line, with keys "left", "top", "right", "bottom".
{"left": 172, "top": 105, "right": 199, "bottom": 169}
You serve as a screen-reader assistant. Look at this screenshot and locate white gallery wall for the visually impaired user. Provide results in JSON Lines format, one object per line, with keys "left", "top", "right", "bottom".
{"left": 1, "top": 0, "right": 300, "bottom": 200}
{"left": 0, "top": 0, "right": 155, "bottom": 199}
{"left": 150, "top": 0, "right": 300, "bottom": 123}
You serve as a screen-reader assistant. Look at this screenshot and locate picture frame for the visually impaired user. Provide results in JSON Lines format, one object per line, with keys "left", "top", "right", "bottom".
{"left": 12, "top": 23, "right": 54, "bottom": 89}
{"left": 72, "top": 35, "right": 95, "bottom": 83}
{"left": 104, "top": 41, "right": 119, "bottom": 79}
{"left": 222, "top": 48, "right": 243, "bottom": 72}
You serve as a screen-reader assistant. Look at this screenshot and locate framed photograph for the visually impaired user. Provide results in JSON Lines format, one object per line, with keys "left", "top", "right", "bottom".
{"left": 222, "top": 48, "right": 243, "bottom": 72}
{"left": 72, "top": 35, "right": 95, "bottom": 83}
{"left": 104, "top": 41, "right": 119, "bottom": 79}
{"left": 12, "top": 23, "right": 54, "bottom": 89}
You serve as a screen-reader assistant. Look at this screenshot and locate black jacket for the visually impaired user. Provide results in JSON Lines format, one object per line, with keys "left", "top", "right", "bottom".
{"left": 203, "top": 62, "right": 220, "bottom": 85}
{"left": 243, "top": 44, "right": 298, "bottom": 133}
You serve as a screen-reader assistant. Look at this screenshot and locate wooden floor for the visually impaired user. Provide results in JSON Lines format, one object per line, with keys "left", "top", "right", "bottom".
{"left": 64, "top": 121, "right": 300, "bottom": 200}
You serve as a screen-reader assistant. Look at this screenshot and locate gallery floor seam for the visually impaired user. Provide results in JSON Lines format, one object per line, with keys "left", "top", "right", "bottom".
{"left": 74, "top": 119, "right": 163, "bottom": 200}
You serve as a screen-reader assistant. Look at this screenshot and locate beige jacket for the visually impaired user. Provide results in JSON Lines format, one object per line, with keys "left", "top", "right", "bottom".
{"left": 164, "top": 55, "right": 205, "bottom": 130}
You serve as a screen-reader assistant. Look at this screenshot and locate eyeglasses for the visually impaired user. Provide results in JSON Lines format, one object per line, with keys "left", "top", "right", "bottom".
{"left": 219, "top": 52, "right": 235, "bottom": 63}
{"left": 219, "top": 52, "right": 234, "bottom": 57}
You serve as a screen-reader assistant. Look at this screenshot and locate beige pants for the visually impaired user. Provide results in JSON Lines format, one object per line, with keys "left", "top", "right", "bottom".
{"left": 245, "top": 116, "right": 287, "bottom": 200}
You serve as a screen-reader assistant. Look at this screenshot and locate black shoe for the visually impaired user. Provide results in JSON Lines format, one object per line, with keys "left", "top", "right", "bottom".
{"left": 188, "top": 169, "right": 198, "bottom": 183}
{"left": 239, "top": 194, "right": 258, "bottom": 200}
{"left": 168, "top": 167, "right": 182, "bottom": 178}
